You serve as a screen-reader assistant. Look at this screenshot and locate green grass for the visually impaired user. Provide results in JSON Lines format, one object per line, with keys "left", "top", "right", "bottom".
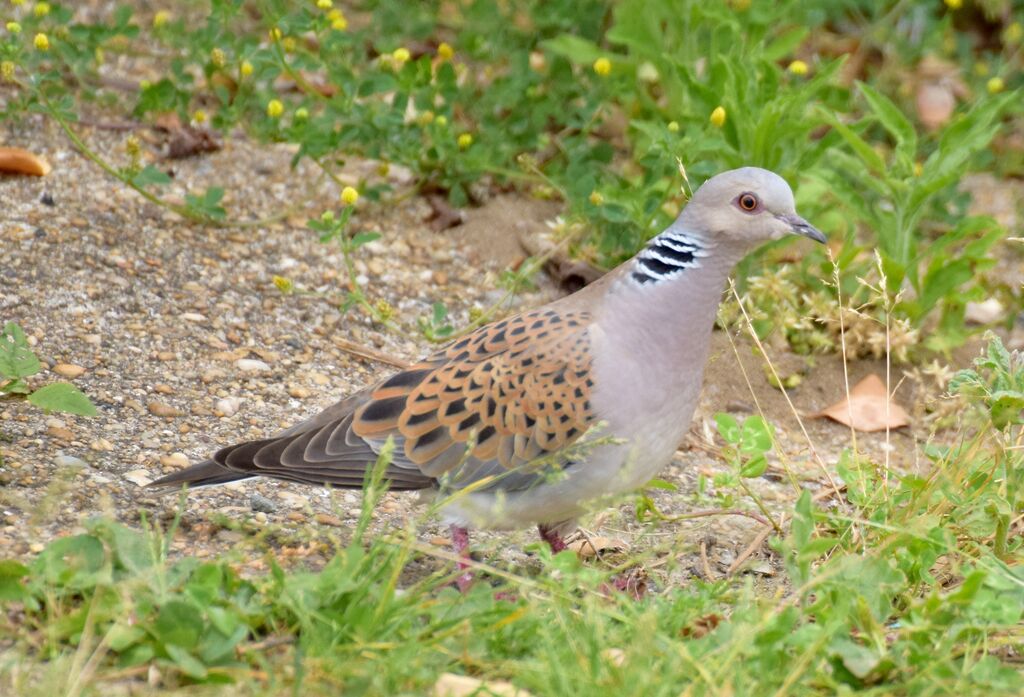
{"left": 2, "top": 335, "right": 1022, "bottom": 695}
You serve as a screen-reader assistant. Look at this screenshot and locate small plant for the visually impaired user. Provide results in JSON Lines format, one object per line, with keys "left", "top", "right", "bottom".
{"left": 0, "top": 321, "right": 96, "bottom": 418}
{"left": 949, "top": 332, "right": 1024, "bottom": 429}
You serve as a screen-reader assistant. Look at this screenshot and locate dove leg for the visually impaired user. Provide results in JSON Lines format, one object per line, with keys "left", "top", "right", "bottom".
{"left": 537, "top": 523, "right": 568, "bottom": 553}
{"left": 450, "top": 524, "right": 474, "bottom": 593}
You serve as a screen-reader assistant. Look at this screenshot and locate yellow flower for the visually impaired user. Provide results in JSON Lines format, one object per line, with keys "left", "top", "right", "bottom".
{"left": 435, "top": 115, "right": 448, "bottom": 127}
{"left": 33, "top": 2, "right": 49, "bottom": 17}
{"left": 139, "top": 79, "right": 151, "bottom": 90}
{"left": 593, "top": 57, "right": 611, "bottom": 76}
{"left": 192, "top": 109, "right": 207, "bottom": 124}
{"left": 1, "top": 61, "right": 15, "bottom": 82}
{"left": 392, "top": 47, "right": 411, "bottom": 65}
{"left": 944, "top": 0, "right": 961, "bottom": 8}
{"left": 328, "top": 9, "right": 347, "bottom": 30}
{"left": 125, "top": 135, "right": 141, "bottom": 158}
{"left": 913, "top": 162, "right": 923, "bottom": 177}
{"left": 417, "top": 110, "right": 435, "bottom": 125}
{"left": 667, "top": 121, "right": 679, "bottom": 132}
{"left": 317, "top": 0, "right": 333, "bottom": 8}
{"left": 10, "top": 0, "right": 24, "bottom": 5}
{"left": 33, "top": 33, "right": 49, "bottom": 51}
{"left": 6, "top": 21, "right": 21, "bottom": 34}
{"left": 1005, "top": 22, "right": 1023, "bottom": 44}
{"left": 374, "top": 299, "right": 395, "bottom": 321}
{"left": 710, "top": 105, "right": 726, "bottom": 127}
{"left": 269, "top": 27, "right": 282, "bottom": 41}
{"left": 240, "top": 60, "right": 254, "bottom": 77}
{"left": 210, "top": 48, "right": 226, "bottom": 69}
{"left": 589, "top": 191, "right": 604, "bottom": 206}
{"left": 340, "top": 186, "right": 359, "bottom": 205}
{"left": 267, "top": 99, "right": 284, "bottom": 118}
{"left": 272, "top": 275, "right": 294, "bottom": 293}
{"left": 788, "top": 60, "right": 808, "bottom": 75}
{"left": 295, "top": 107, "right": 309, "bottom": 120}
{"left": 437, "top": 42, "right": 454, "bottom": 61}
{"left": 987, "top": 77, "right": 1004, "bottom": 94}
{"left": 458, "top": 133, "right": 473, "bottom": 149}
{"left": 153, "top": 10, "right": 171, "bottom": 28}
{"left": 282, "top": 37, "right": 296, "bottom": 53}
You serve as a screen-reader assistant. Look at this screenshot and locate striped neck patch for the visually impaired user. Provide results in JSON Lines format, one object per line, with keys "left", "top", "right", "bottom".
{"left": 630, "top": 231, "right": 708, "bottom": 285}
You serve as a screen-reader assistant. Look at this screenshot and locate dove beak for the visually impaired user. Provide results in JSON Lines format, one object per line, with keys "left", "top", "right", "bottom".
{"left": 778, "top": 214, "right": 826, "bottom": 244}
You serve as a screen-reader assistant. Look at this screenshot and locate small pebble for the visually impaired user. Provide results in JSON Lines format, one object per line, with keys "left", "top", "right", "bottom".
{"left": 47, "top": 425, "right": 74, "bottom": 440}
{"left": 124, "top": 469, "right": 154, "bottom": 487}
{"left": 314, "top": 513, "right": 343, "bottom": 527}
{"left": 215, "top": 397, "right": 244, "bottom": 417}
{"left": 55, "top": 455, "right": 88, "bottom": 468}
{"left": 159, "top": 452, "right": 189, "bottom": 468}
{"left": 287, "top": 385, "right": 311, "bottom": 399}
{"left": 236, "top": 358, "right": 270, "bottom": 372}
{"left": 148, "top": 401, "right": 182, "bottom": 417}
{"left": 90, "top": 438, "right": 114, "bottom": 451}
{"left": 53, "top": 363, "right": 86, "bottom": 378}
{"left": 250, "top": 493, "right": 277, "bottom": 514}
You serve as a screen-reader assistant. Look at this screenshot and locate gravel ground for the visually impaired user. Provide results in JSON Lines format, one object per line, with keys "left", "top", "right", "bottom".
{"left": 0, "top": 112, "right": 1015, "bottom": 592}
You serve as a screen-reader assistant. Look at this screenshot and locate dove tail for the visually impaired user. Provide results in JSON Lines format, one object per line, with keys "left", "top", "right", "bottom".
{"left": 147, "top": 460, "right": 254, "bottom": 491}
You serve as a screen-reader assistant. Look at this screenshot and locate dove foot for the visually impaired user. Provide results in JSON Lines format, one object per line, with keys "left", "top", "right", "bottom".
{"left": 537, "top": 523, "right": 568, "bottom": 553}
{"left": 601, "top": 568, "right": 648, "bottom": 600}
{"left": 450, "top": 524, "right": 475, "bottom": 593}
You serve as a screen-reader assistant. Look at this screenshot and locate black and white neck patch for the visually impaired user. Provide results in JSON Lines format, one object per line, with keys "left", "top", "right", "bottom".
{"left": 630, "top": 231, "right": 708, "bottom": 285}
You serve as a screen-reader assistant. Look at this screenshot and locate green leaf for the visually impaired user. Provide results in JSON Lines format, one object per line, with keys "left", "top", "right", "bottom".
{"left": 990, "top": 391, "right": 1024, "bottom": 428}
{"left": 714, "top": 412, "right": 741, "bottom": 444}
{"left": 164, "top": 644, "right": 209, "bottom": 679}
{"left": 541, "top": 35, "right": 605, "bottom": 66}
{"left": 740, "top": 415, "right": 773, "bottom": 453}
{"left": 820, "top": 110, "right": 886, "bottom": 175}
{"left": 763, "top": 26, "right": 809, "bottom": 61}
{"left": 857, "top": 81, "right": 916, "bottom": 157}
{"left": 0, "top": 560, "right": 29, "bottom": 602}
{"left": 740, "top": 454, "right": 768, "bottom": 478}
{"left": 154, "top": 600, "right": 204, "bottom": 650}
{"left": 131, "top": 165, "right": 172, "bottom": 189}
{"left": 0, "top": 322, "right": 42, "bottom": 380}
{"left": 185, "top": 187, "right": 226, "bottom": 220}
{"left": 350, "top": 232, "right": 381, "bottom": 248}
{"left": 32, "top": 535, "right": 107, "bottom": 590}
{"left": 27, "top": 382, "right": 97, "bottom": 416}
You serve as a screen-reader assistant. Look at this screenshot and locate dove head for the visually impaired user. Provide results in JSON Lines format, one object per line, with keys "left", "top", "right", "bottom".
{"left": 680, "top": 167, "right": 825, "bottom": 249}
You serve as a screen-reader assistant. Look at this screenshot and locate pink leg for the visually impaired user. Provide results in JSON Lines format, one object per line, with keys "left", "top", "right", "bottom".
{"left": 450, "top": 524, "right": 474, "bottom": 593}
{"left": 538, "top": 523, "right": 568, "bottom": 554}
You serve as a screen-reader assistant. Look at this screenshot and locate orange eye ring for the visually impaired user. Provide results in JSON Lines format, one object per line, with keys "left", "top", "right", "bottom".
{"left": 737, "top": 193, "right": 759, "bottom": 212}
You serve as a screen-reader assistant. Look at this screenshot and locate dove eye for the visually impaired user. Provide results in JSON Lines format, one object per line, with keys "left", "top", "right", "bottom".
{"left": 736, "top": 192, "right": 760, "bottom": 213}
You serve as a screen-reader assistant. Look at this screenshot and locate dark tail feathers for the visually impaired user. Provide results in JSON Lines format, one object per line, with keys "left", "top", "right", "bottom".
{"left": 147, "top": 459, "right": 254, "bottom": 491}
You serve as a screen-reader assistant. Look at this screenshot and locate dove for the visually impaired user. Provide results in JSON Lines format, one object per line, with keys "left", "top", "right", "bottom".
{"left": 148, "top": 167, "right": 824, "bottom": 586}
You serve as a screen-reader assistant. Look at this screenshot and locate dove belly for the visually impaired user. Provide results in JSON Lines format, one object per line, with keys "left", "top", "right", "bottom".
{"left": 435, "top": 400, "right": 694, "bottom": 530}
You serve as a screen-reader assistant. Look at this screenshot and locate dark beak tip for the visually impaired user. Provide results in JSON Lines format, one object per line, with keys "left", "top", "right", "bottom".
{"left": 805, "top": 227, "right": 827, "bottom": 245}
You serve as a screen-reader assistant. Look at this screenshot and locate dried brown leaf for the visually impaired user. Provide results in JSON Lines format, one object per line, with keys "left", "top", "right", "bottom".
{"left": 0, "top": 147, "right": 52, "bottom": 176}
{"left": 816, "top": 374, "right": 909, "bottom": 432}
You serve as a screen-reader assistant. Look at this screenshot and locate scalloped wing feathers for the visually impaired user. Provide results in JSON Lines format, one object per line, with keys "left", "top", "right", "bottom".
{"left": 153, "top": 307, "right": 597, "bottom": 491}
